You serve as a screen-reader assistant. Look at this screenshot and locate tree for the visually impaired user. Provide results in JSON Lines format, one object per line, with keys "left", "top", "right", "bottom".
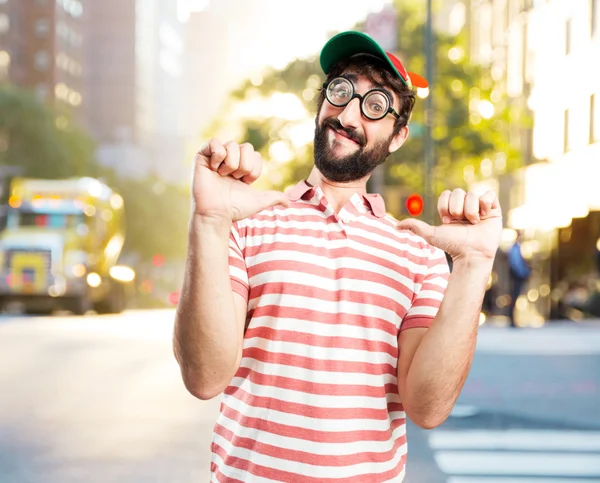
{"left": 0, "top": 85, "right": 98, "bottom": 183}
{"left": 382, "top": 1, "right": 525, "bottom": 200}
{"left": 109, "top": 175, "right": 190, "bottom": 262}
{"left": 205, "top": 4, "right": 527, "bottom": 217}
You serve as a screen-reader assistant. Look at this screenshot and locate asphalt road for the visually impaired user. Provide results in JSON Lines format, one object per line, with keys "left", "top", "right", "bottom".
{"left": 1, "top": 310, "right": 599, "bottom": 483}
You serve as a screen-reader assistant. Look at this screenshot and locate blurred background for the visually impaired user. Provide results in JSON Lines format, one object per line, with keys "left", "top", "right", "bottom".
{"left": 0, "top": 0, "right": 599, "bottom": 482}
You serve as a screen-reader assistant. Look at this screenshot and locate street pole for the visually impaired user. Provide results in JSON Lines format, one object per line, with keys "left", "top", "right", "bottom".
{"left": 365, "top": 5, "right": 398, "bottom": 198}
{"left": 424, "top": 0, "right": 435, "bottom": 224}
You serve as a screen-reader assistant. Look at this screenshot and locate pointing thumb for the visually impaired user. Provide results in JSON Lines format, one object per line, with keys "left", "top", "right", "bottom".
{"left": 257, "top": 190, "right": 290, "bottom": 212}
{"left": 396, "top": 218, "right": 435, "bottom": 243}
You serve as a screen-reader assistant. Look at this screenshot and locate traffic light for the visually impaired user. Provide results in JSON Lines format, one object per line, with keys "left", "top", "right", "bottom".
{"left": 152, "top": 253, "right": 165, "bottom": 267}
{"left": 405, "top": 193, "right": 424, "bottom": 217}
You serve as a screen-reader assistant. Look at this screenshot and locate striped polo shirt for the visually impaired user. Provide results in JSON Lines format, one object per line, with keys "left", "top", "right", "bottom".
{"left": 211, "top": 180, "right": 449, "bottom": 482}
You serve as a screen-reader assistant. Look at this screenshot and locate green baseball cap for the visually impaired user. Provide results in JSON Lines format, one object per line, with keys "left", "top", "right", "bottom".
{"left": 320, "top": 31, "right": 428, "bottom": 90}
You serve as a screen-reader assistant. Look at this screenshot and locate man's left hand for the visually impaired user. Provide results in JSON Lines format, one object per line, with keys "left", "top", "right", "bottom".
{"left": 396, "top": 189, "right": 502, "bottom": 263}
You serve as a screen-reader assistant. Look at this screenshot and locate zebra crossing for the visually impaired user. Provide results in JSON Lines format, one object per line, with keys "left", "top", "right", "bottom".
{"left": 475, "top": 324, "right": 600, "bottom": 355}
{"left": 428, "top": 428, "right": 600, "bottom": 482}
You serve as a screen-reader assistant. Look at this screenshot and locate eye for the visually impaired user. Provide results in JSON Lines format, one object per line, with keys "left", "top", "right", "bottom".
{"left": 364, "top": 92, "right": 388, "bottom": 117}
{"left": 334, "top": 86, "right": 350, "bottom": 98}
{"left": 328, "top": 78, "right": 353, "bottom": 102}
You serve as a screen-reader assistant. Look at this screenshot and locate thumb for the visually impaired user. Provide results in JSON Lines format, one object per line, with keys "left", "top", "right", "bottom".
{"left": 396, "top": 218, "right": 435, "bottom": 243}
{"left": 255, "top": 190, "right": 290, "bottom": 212}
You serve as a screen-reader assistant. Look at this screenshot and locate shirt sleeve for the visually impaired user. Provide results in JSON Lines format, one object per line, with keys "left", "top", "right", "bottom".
{"left": 401, "top": 246, "right": 450, "bottom": 331}
{"left": 229, "top": 222, "right": 249, "bottom": 302}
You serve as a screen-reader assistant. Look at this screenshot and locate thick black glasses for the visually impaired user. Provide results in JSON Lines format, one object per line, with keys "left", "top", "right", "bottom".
{"left": 323, "top": 77, "right": 400, "bottom": 121}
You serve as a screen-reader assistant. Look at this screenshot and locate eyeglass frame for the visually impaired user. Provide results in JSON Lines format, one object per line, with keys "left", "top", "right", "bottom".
{"left": 322, "top": 76, "right": 400, "bottom": 121}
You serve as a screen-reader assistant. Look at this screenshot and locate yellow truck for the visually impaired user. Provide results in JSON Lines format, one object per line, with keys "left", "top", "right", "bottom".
{"left": 0, "top": 177, "right": 134, "bottom": 315}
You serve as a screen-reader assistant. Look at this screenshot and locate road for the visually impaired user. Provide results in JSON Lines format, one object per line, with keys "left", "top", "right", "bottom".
{"left": 1, "top": 310, "right": 599, "bottom": 483}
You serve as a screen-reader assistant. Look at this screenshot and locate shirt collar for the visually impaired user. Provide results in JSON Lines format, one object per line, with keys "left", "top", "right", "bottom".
{"left": 286, "top": 180, "right": 387, "bottom": 218}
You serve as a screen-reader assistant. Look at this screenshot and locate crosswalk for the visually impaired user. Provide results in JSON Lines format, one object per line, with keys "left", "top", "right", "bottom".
{"left": 428, "top": 428, "right": 600, "bottom": 482}
{"left": 476, "top": 324, "right": 600, "bottom": 355}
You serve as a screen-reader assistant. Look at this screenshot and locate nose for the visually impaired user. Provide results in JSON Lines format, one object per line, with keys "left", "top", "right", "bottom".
{"left": 337, "top": 97, "right": 362, "bottom": 130}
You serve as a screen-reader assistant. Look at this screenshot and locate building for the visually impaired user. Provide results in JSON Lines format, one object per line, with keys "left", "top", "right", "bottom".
{"left": 0, "top": 0, "right": 86, "bottom": 119}
{"left": 183, "top": 9, "right": 231, "bottom": 148}
{"left": 85, "top": 0, "right": 187, "bottom": 183}
{"left": 85, "top": 0, "right": 136, "bottom": 145}
{"left": 463, "top": 0, "right": 600, "bottom": 323}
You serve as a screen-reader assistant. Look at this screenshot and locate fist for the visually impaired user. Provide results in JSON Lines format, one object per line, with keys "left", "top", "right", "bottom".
{"left": 191, "top": 139, "right": 288, "bottom": 221}
{"left": 437, "top": 189, "right": 500, "bottom": 226}
{"left": 199, "top": 139, "right": 263, "bottom": 184}
{"left": 397, "top": 189, "right": 502, "bottom": 263}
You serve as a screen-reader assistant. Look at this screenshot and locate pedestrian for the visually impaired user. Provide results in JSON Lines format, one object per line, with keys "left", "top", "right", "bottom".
{"left": 173, "top": 31, "right": 503, "bottom": 482}
{"left": 507, "top": 231, "right": 531, "bottom": 327}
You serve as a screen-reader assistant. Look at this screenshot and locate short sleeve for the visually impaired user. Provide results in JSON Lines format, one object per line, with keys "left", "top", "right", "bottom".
{"left": 401, "top": 246, "right": 450, "bottom": 331}
{"left": 229, "top": 222, "right": 249, "bottom": 302}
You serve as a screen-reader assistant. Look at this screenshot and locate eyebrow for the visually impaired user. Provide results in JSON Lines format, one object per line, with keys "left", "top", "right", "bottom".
{"left": 343, "top": 73, "right": 397, "bottom": 106}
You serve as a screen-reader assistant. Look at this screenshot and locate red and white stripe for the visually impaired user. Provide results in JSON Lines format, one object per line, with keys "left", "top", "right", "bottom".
{"left": 211, "top": 182, "right": 449, "bottom": 482}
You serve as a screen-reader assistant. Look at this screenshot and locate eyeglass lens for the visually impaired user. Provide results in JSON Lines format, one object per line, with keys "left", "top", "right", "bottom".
{"left": 326, "top": 77, "right": 390, "bottom": 120}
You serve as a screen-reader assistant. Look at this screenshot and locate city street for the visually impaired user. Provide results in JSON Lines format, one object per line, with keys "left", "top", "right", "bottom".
{"left": 1, "top": 310, "right": 599, "bottom": 483}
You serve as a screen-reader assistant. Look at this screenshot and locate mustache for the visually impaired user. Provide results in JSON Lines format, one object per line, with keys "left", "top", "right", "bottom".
{"left": 322, "top": 118, "right": 366, "bottom": 146}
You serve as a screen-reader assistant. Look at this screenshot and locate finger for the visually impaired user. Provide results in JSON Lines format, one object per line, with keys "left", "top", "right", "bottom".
{"left": 200, "top": 138, "right": 227, "bottom": 170}
{"left": 242, "top": 152, "right": 263, "bottom": 184}
{"left": 232, "top": 143, "right": 256, "bottom": 180}
{"left": 396, "top": 218, "right": 435, "bottom": 244}
{"left": 253, "top": 190, "right": 290, "bottom": 213}
{"left": 464, "top": 191, "right": 480, "bottom": 224}
{"left": 480, "top": 190, "right": 500, "bottom": 216}
{"left": 437, "top": 190, "right": 452, "bottom": 223}
{"left": 448, "top": 189, "right": 466, "bottom": 219}
{"left": 219, "top": 141, "right": 241, "bottom": 176}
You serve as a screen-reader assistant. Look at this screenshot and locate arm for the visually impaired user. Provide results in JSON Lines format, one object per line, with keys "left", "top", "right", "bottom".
{"left": 172, "top": 139, "right": 288, "bottom": 400}
{"left": 396, "top": 188, "right": 502, "bottom": 429}
{"left": 397, "top": 257, "right": 491, "bottom": 429}
{"left": 173, "top": 216, "right": 248, "bottom": 400}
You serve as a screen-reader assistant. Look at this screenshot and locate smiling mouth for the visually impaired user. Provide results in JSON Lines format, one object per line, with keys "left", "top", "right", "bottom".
{"left": 330, "top": 127, "right": 360, "bottom": 145}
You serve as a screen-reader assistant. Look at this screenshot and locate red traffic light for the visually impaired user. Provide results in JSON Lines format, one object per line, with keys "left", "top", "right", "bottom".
{"left": 406, "top": 194, "right": 424, "bottom": 216}
{"left": 168, "top": 291, "right": 180, "bottom": 306}
{"left": 152, "top": 254, "right": 165, "bottom": 267}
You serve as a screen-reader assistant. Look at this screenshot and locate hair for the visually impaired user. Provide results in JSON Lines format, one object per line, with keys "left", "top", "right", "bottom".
{"left": 316, "top": 55, "right": 417, "bottom": 134}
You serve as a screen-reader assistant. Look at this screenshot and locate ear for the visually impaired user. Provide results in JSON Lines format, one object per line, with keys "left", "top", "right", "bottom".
{"left": 389, "top": 126, "right": 409, "bottom": 153}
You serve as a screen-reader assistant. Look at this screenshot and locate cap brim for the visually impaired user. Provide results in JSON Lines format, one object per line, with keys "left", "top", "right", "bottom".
{"left": 320, "top": 31, "right": 422, "bottom": 89}
{"left": 408, "top": 72, "right": 429, "bottom": 88}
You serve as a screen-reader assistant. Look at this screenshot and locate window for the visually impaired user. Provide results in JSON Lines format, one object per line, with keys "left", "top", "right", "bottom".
{"left": 35, "top": 19, "right": 50, "bottom": 38}
{"left": 522, "top": 22, "right": 528, "bottom": 82}
{"left": 59, "top": 0, "right": 83, "bottom": 18}
{"left": 15, "top": 213, "right": 82, "bottom": 229}
{"left": 0, "top": 50, "right": 9, "bottom": 68}
{"left": 592, "top": 0, "right": 598, "bottom": 37}
{"left": 592, "top": 94, "right": 597, "bottom": 143}
{"left": 34, "top": 50, "right": 50, "bottom": 71}
{"left": 0, "top": 13, "right": 9, "bottom": 35}
{"left": 564, "top": 108, "right": 570, "bottom": 153}
{"left": 566, "top": 19, "right": 572, "bottom": 56}
{"left": 36, "top": 83, "right": 49, "bottom": 100}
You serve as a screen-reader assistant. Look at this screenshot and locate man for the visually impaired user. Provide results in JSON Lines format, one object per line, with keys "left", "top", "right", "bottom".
{"left": 174, "top": 31, "right": 502, "bottom": 482}
{"left": 507, "top": 231, "right": 530, "bottom": 327}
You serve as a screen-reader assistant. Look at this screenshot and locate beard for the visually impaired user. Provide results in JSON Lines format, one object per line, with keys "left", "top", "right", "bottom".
{"left": 313, "top": 117, "right": 393, "bottom": 183}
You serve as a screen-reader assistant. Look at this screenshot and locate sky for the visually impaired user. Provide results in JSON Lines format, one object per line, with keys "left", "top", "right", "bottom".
{"left": 179, "top": 0, "right": 394, "bottom": 135}
{"left": 179, "top": 0, "right": 393, "bottom": 74}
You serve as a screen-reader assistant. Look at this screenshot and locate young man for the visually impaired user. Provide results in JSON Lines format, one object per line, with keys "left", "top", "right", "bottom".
{"left": 174, "top": 31, "right": 502, "bottom": 482}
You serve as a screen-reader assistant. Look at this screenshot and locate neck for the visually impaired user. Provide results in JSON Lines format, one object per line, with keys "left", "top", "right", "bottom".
{"left": 306, "top": 167, "right": 370, "bottom": 213}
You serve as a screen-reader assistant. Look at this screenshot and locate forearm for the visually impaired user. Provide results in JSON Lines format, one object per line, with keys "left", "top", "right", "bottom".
{"left": 173, "top": 215, "right": 243, "bottom": 400}
{"left": 404, "top": 256, "right": 493, "bottom": 428}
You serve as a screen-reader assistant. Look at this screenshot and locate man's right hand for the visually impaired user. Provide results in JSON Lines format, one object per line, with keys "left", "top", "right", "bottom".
{"left": 191, "top": 139, "right": 289, "bottom": 222}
